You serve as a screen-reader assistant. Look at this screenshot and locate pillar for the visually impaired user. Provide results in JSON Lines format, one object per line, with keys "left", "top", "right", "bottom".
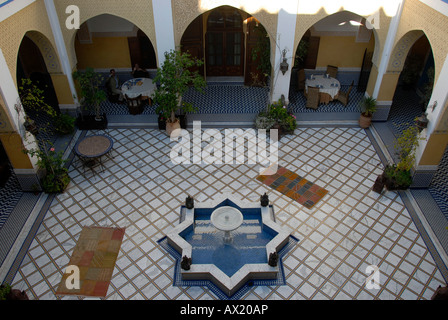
{"left": 152, "top": 0, "right": 176, "bottom": 67}
{"left": 371, "top": 0, "right": 405, "bottom": 120}
{"left": 0, "top": 48, "right": 43, "bottom": 191}
{"left": 270, "top": 1, "right": 299, "bottom": 104}
{"left": 44, "top": 0, "right": 78, "bottom": 113}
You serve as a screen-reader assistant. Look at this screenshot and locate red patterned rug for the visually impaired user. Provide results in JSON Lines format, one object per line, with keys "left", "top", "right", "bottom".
{"left": 56, "top": 226, "right": 125, "bottom": 298}
{"left": 257, "top": 166, "right": 328, "bottom": 209}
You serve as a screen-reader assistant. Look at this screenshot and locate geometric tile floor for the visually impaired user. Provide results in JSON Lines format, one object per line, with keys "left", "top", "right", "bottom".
{"left": 6, "top": 127, "right": 446, "bottom": 299}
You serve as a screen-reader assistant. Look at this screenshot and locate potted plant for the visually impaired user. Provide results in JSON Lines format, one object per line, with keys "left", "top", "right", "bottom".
{"left": 251, "top": 24, "right": 271, "bottom": 86}
{"left": 73, "top": 67, "right": 107, "bottom": 129}
{"left": 0, "top": 283, "right": 29, "bottom": 300}
{"left": 381, "top": 124, "right": 420, "bottom": 191}
{"left": 152, "top": 50, "right": 205, "bottom": 136}
{"left": 359, "top": 96, "right": 377, "bottom": 129}
{"left": 254, "top": 99, "right": 297, "bottom": 138}
{"left": 25, "top": 145, "right": 70, "bottom": 193}
{"left": 53, "top": 113, "right": 75, "bottom": 135}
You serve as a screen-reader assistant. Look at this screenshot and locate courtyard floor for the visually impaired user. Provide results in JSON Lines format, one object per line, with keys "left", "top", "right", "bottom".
{"left": 4, "top": 126, "right": 447, "bottom": 300}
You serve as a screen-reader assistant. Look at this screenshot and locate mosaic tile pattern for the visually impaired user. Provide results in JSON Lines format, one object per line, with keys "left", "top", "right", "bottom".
{"left": 0, "top": 167, "right": 23, "bottom": 229}
{"left": 8, "top": 127, "right": 446, "bottom": 300}
{"left": 429, "top": 145, "right": 448, "bottom": 218}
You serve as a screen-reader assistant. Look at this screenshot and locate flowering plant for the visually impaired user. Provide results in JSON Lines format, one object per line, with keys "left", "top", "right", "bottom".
{"left": 255, "top": 100, "right": 297, "bottom": 133}
{"left": 25, "top": 145, "right": 70, "bottom": 193}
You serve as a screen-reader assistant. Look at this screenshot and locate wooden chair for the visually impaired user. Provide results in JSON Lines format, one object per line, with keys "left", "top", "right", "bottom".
{"left": 337, "top": 81, "right": 354, "bottom": 106}
{"left": 326, "top": 65, "right": 338, "bottom": 78}
{"left": 297, "top": 69, "right": 306, "bottom": 91}
{"left": 306, "top": 86, "right": 320, "bottom": 110}
{"left": 125, "top": 94, "right": 144, "bottom": 115}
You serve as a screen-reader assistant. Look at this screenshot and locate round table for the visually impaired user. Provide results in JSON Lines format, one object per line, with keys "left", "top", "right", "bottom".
{"left": 74, "top": 135, "right": 114, "bottom": 175}
{"left": 305, "top": 75, "right": 340, "bottom": 104}
{"left": 210, "top": 206, "right": 244, "bottom": 244}
{"left": 75, "top": 135, "right": 113, "bottom": 158}
{"left": 121, "top": 78, "right": 156, "bottom": 100}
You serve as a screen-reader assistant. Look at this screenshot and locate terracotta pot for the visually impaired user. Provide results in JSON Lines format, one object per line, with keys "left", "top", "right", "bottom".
{"left": 166, "top": 119, "right": 181, "bottom": 137}
{"left": 359, "top": 114, "right": 372, "bottom": 129}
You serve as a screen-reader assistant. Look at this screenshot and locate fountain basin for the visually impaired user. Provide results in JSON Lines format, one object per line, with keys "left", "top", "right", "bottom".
{"left": 165, "top": 198, "right": 291, "bottom": 297}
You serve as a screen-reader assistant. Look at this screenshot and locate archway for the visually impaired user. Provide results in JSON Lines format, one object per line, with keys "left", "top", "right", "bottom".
{"left": 74, "top": 14, "right": 156, "bottom": 71}
{"left": 387, "top": 32, "right": 434, "bottom": 135}
{"left": 290, "top": 11, "right": 377, "bottom": 112}
{"left": 16, "top": 32, "right": 61, "bottom": 133}
{"left": 180, "top": 5, "right": 271, "bottom": 85}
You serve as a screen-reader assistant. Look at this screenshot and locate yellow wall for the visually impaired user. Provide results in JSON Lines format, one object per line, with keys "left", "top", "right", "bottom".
{"left": 75, "top": 36, "right": 132, "bottom": 69}
{"left": 50, "top": 74, "right": 75, "bottom": 105}
{"left": 377, "top": 72, "right": 400, "bottom": 101}
{"left": 419, "top": 133, "right": 448, "bottom": 166}
{"left": 0, "top": 133, "right": 33, "bottom": 169}
{"left": 316, "top": 35, "right": 375, "bottom": 69}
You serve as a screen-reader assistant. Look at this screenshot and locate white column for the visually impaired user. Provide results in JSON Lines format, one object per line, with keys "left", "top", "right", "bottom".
{"left": 152, "top": 0, "right": 176, "bottom": 67}
{"left": 43, "top": 0, "right": 78, "bottom": 104}
{"left": 0, "top": 48, "right": 40, "bottom": 169}
{"left": 372, "top": 0, "right": 405, "bottom": 98}
{"left": 271, "top": 1, "right": 299, "bottom": 104}
{"left": 0, "top": 48, "right": 22, "bottom": 133}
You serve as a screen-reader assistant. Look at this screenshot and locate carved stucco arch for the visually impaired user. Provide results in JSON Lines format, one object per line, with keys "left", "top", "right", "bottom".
{"left": 387, "top": 30, "right": 426, "bottom": 73}
{"left": 22, "top": 30, "right": 62, "bottom": 74}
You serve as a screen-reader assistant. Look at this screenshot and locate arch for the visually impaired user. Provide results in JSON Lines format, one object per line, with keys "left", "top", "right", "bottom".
{"left": 20, "top": 31, "right": 62, "bottom": 74}
{"left": 180, "top": 5, "right": 272, "bottom": 84}
{"left": 69, "top": 13, "right": 158, "bottom": 69}
{"left": 388, "top": 30, "right": 426, "bottom": 73}
{"left": 293, "top": 10, "right": 379, "bottom": 70}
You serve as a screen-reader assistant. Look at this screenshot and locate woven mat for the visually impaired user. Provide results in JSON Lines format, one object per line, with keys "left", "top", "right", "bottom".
{"left": 257, "top": 166, "right": 328, "bottom": 209}
{"left": 56, "top": 226, "right": 125, "bottom": 297}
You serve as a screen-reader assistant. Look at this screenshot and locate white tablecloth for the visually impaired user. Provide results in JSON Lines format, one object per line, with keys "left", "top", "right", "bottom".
{"left": 121, "top": 78, "right": 156, "bottom": 99}
{"left": 305, "top": 75, "right": 340, "bottom": 99}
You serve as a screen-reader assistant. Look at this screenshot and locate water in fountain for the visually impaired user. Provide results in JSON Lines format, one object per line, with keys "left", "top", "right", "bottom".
{"left": 181, "top": 207, "right": 277, "bottom": 277}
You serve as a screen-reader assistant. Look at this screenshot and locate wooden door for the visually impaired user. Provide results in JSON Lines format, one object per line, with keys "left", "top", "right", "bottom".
{"left": 205, "top": 6, "right": 244, "bottom": 77}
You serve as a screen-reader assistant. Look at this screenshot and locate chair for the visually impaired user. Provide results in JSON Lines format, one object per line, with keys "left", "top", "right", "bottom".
{"left": 125, "top": 94, "right": 144, "bottom": 115}
{"left": 336, "top": 81, "right": 354, "bottom": 106}
{"left": 326, "top": 65, "right": 338, "bottom": 78}
{"left": 297, "top": 69, "right": 306, "bottom": 91}
{"left": 133, "top": 70, "right": 150, "bottom": 78}
{"left": 306, "top": 86, "right": 320, "bottom": 110}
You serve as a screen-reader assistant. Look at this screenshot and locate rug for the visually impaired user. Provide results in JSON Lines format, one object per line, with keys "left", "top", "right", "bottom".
{"left": 257, "top": 166, "right": 328, "bottom": 209}
{"left": 56, "top": 226, "right": 125, "bottom": 297}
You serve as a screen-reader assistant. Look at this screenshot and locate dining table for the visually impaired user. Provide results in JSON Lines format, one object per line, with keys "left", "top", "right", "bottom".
{"left": 305, "top": 74, "right": 341, "bottom": 104}
{"left": 121, "top": 77, "right": 156, "bottom": 104}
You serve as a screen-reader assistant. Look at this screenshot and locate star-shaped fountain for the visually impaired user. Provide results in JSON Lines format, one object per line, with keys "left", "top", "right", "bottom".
{"left": 165, "top": 197, "right": 292, "bottom": 297}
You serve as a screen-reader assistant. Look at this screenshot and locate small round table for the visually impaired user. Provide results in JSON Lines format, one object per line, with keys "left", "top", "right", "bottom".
{"left": 74, "top": 135, "right": 114, "bottom": 174}
{"left": 210, "top": 206, "right": 244, "bottom": 244}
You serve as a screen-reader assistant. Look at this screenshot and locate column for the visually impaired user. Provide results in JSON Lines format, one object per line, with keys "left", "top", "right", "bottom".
{"left": 270, "top": 1, "right": 299, "bottom": 104}
{"left": 371, "top": 0, "right": 404, "bottom": 120}
{"left": 152, "top": 0, "right": 176, "bottom": 67}
{"left": 0, "top": 48, "right": 42, "bottom": 191}
{"left": 43, "top": 0, "right": 78, "bottom": 109}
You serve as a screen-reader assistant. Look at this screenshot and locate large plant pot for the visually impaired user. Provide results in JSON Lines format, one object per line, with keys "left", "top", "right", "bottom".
{"left": 359, "top": 114, "right": 372, "bottom": 129}
{"left": 76, "top": 114, "right": 108, "bottom": 130}
{"left": 166, "top": 119, "right": 181, "bottom": 137}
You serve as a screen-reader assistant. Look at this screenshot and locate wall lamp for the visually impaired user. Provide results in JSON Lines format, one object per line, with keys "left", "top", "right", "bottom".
{"left": 280, "top": 49, "right": 289, "bottom": 75}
